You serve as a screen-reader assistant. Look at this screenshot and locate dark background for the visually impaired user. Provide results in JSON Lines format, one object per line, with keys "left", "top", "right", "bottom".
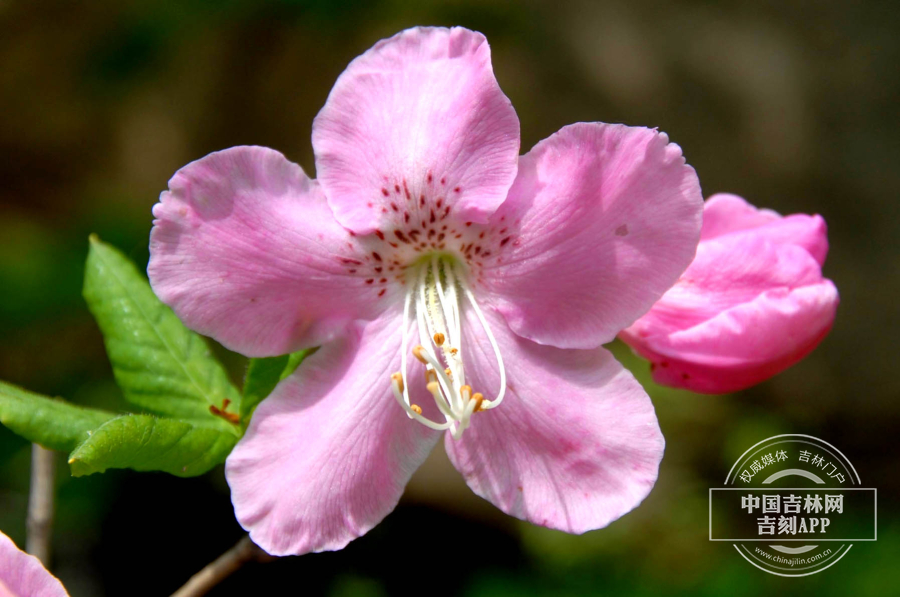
{"left": 1, "top": 0, "right": 897, "bottom": 595}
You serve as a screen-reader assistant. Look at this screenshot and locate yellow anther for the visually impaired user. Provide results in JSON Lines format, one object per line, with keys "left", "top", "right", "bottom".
{"left": 450, "top": 348, "right": 458, "bottom": 356}
{"left": 425, "top": 369, "right": 438, "bottom": 384}
{"left": 471, "top": 392, "right": 485, "bottom": 412}
{"left": 445, "top": 367, "right": 452, "bottom": 377}
{"left": 433, "top": 332, "right": 445, "bottom": 346}
{"left": 426, "top": 381, "right": 441, "bottom": 395}
{"left": 460, "top": 385, "right": 472, "bottom": 400}
{"left": 412, "top": 345, "right": 428, "bottom": 364}
{"left": 411, "top": 404, "right": 422, "bottom": 415}
{"left": 390, "top": 372, "right": 404, "bottom": 393}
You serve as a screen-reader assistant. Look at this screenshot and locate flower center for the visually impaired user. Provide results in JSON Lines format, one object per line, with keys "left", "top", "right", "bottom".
{"left": 389, "top": 255, "right": 506, "bottom": 439}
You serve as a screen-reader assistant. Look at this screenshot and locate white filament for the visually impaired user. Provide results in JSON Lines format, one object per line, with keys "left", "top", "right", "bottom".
{"left": 462, "top": 285, "right": 507, "bottom": 410}
{"left": 390, "top": 257, "right": 508, "bottom": 439}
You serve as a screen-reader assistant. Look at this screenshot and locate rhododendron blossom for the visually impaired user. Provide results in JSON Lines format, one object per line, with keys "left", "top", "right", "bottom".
{"left": 0, "top": 531, "right": 68, "bottom": 597}
{"left": 620, "top": 193, "right": 838, "bottom": 393}
{"left": 148, "top": 26, "right": 703, "bottom": 555}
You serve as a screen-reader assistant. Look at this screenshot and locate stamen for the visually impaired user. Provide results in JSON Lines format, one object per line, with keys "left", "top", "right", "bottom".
{"left": 431, "top": 257, "right": 449, "bottom": 326}
{"left": 412, "top": 345, "right": 429, "bottom": 365}
{"left": 390, "top": 372, "right": 451, "bottom": 430}
{"left": 443, "top": 260, "right": 462, "bottom": 344}
{"left": 415, "top": 343, "right": 458, "bottom": 404}
{"left": 471, "top": 392, "right": 484, "bottom": 412}
{"left": 415, "top": 267, "right": 457, "bottom": 408}
{"left": 425, "top": 381, "right": 456, "bottom": 421}
{"left": 462, "top": 285, "right": 507, "bottom": 409}
{"left": 431, "top": 256, "right": 462, "bottom": 379}
{"left": 399, "top": 283, "right": 414, "bottom": 407}
{"left": 388, "top": 256, "right": 507, "bottom": 438}
{"left": 391, "top": 372, "right": 404, "bottom": 394}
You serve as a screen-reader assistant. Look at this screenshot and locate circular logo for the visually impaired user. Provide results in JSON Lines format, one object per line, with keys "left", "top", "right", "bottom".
{"left": 709, "top": 434, "right": 876, "bottom": 577}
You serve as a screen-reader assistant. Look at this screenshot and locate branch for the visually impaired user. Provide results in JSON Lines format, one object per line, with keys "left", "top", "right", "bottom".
{"left": 26, "top": 444, "right": 56, "bottom": 564}
{"left": 170, "top": 535, "right": 272, "bottom": 597}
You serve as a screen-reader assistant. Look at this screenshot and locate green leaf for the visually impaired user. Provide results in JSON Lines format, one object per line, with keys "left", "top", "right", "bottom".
{"left": 241, "top": 355, "right": 288, "bottom": 424}
{"left": 0, "top": 381, "right": 235, "bottom": 477}
{"left": 282, "top": 349, "right": 312, "bottom": 380}
{"left": 0, "top": 380, "right": 117, "bottom": 453}
{"left": 241, "top": 349, "right": 312, "bottom": 425}
{"left": 83, "top": 236, "right": 241, "bottom": 433}
{"left": 67, "top": 414, "right": 237, "bottom": 478}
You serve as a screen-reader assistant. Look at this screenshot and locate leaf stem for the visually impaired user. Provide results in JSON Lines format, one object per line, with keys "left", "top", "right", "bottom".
{"left": 26, "top": 444, "right": 56, "bottom": 564}
{"left": 170, "top": 535, "right": 272, "bottom": 597}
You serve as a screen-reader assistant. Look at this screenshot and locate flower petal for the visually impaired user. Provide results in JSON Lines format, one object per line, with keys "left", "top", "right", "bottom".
{"left": 630, "top": 282, "right": 838, "bottom": 393}
{"left": 481, "top": 123, "right": 703, "bottom": 349}
{"left": 225, "top": 314, "right": 441, "bottom": 556}
{"left": 702, "top": 193, "right": 829, "bottom": 265}
{"left": 312, "top": 26, "right": 520, "bottom": 234}
{"left": 621, "top": 236, "right": 839, "bottom": 393}
{"left": 700, "top": 193, "right": 780, "bottom": 238}
{"left": 445, "top": 305, "right": 664, "bottom": 533}
{"left": 625, "top": 235, "right": 827, "bottom": 333}
{"left": 149, "top": 146, "right": 395, "bottom": 357}
{"left": 0, "top": 532, "right": 68, "bottom": 597}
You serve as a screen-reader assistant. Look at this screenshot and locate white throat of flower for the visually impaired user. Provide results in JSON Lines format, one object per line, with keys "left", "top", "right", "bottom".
{"left": 390, "top": 256, "right": 506, "bottom": 440}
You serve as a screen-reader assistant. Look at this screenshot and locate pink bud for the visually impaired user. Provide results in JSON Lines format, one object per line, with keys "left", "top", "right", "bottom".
{"left": 620, "top": 194, "right": 838, "bottom": 393}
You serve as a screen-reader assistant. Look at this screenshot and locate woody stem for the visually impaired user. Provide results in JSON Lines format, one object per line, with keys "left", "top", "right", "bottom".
{"left": 170, "top": 535, "right": 273, "bottom": 597}
{"left": 26, "top": 444, "right": 55, "bottom": 565}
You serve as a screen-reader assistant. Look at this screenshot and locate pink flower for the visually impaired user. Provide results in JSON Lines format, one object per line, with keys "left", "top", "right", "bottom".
{"left": 0, "top": 532, "right": 68, "bottom": 597}
{"left": 148, "top": 27, "right": 703, "bottom": 555}
{"left": 620, "top": 193, "right": 839, "bottom": 394}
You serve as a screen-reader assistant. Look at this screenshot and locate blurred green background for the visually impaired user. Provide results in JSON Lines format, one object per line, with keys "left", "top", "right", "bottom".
{"left": 1, "top": 0, "right": 897, "bottom": 595}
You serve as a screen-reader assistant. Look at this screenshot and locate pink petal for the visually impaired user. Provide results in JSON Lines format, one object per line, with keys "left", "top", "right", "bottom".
{"left": 629, "top": 281, "right": 838, "bottom": 394}
{"left": 700, "top": 193, "right": 780, "bottom": 238}
{"left": 0, "top": 532, "right": 68, "bottom": 597}
{"left": 312, "top": 27, "right": 520, "bottom": 234}
{"left": 621, "top": 235, "right": 839, "bottom": 393}
{"left": 627, "top": 235, "right": 826, "bottom": 333}
{"left": 702, "top": 193, "right": 828, "bottom": 265}
{"left": 225, "top": 314, "right": 441, "bottom": 556}
{"left": 480, "top": 123, "right": 703, "bottom": 349}
{"left": 149, "top": 146, "right": 396, "bottom": 357}
{"left": 445, "top": 305, "right": 664, "bottom": 533}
